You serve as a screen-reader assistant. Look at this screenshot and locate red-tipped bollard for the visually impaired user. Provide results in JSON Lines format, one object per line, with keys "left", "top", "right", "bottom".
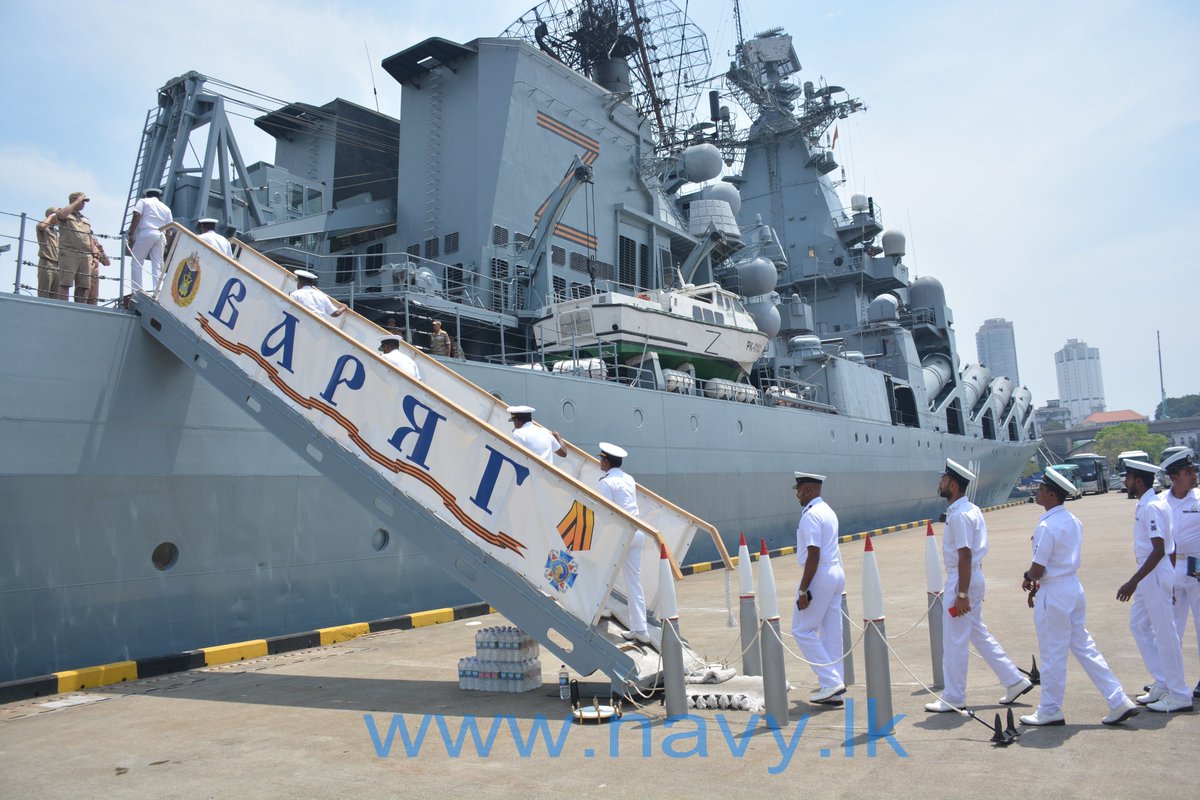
{"left": 861, "top": 535, "right": 896, "bottom": 736}
{"left": 658, "top": 542, "right": 686, "bottom": 718}
{"left": 737, "top": 533, "right": 762, "bottom": 676}
{"left": 757, "top": 538, "right": 789, "bottom": 727}
{"left": 925, "top": 521, "right": 945, "bottom": 688}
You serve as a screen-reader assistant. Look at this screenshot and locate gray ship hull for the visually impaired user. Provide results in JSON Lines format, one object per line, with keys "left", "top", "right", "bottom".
{"left": 0, "top": 293, "right": 1035, "bottom": 682}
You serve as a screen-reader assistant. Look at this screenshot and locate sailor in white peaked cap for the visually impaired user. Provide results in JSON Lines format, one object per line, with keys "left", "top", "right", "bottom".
{"left": 506, "top": 405, "right": 565, "bottom": 464}
{"left": 196, "top": 217, "right": 232, "bottom": 257}
{"left": 378, "top": 334, "right": 421, "bottom": 381}
{"left": 1118, "top": 458, "right": 1191, "bottom": 711}
{"left": 1018, "top": 467, "right": 1138, "bottom": 726}
{"left": 926, "top": 458, "right": 1031, "bottom": 712}
{"left": 1159, "top": 449, "right": 1200, "bottom": 699}
{"left": 790, "top": 469, "right": 846, "bottom": 704}
{"left": 289, "top": 269, "right": 346, "bottom": 318}
{"left": 596, "top": 442, "right": 646, "bottom": 643}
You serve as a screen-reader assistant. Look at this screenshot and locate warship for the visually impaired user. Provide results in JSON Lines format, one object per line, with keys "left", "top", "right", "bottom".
{"left": 0, "top": 0, "right": 1038, "bottom": 683}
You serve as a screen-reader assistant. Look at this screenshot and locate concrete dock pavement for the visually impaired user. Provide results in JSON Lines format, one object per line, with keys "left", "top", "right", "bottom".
{"left": 1, "top": 493, "right": 1196, "bottom": 798}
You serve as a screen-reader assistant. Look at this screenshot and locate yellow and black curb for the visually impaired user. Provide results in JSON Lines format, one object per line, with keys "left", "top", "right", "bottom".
{"left": 0, "top": 601, "right": 492, "bottom": 705}
{"left": 0, "top": 501, "right": 1029, "bottom": 705}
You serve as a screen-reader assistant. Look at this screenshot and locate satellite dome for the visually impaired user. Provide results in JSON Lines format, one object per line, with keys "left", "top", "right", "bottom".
{"left": 746, "top": 299, "right": 781, "bottom": 337}
{"left": 683, "top": 144, "right": 723, "bottom": 183}
{"left": 881, "top": 230, "right": 906, "bottom": 258}
{"left": 735, "top": 256, "right": 777, "bottom": 297}
{"left": 703, "top": 182, "right": 742, "bottom": 215}
{"left": 909, "top": 276, "right": 946, "bottom": 309}
{"left": 867, "top": 294, "right": 899, "bottom": 323}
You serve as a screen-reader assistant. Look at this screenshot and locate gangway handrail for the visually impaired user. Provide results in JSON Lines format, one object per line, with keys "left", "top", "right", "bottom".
{"left": 229, "top": 234, "right": 733, "bottom": 574}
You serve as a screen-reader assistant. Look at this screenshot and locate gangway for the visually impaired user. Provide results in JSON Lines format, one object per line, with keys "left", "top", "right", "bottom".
{"left": 133, "top": 225, "right": 731, "bottom": 690}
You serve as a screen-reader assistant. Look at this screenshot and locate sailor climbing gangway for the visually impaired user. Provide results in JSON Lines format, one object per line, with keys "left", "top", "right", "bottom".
{"left": 132, "top": 223, "right": 730, "bottom": 690}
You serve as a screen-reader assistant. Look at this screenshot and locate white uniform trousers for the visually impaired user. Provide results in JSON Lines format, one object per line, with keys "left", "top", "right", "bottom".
{"left": 790, "top": 563, "right": 846, "bottom": 689}
{"left": 1173, "top": 560, "right": 1200, "bottom": 674}
{"left": 1033, "top": 577, "right": 1126, "bottom": 714}
{"left": 622, "top": 530, "right": 648, "bottom": 634}
{"left": 131, "top": 231, "right": 165, "bottom": 292}
{"left": 1131, "top": 568, "right": 1189, "bottom": 701}
{"left": 941, "top": 569, "right": 1023, "bottom": 705}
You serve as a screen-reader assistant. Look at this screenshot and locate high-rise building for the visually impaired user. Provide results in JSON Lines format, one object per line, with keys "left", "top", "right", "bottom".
{"left": 975, "top": 318, "right": 1020, "bottom": 384}
{"left": 1055, "top": 338, "right": 1105, "bottom": 425}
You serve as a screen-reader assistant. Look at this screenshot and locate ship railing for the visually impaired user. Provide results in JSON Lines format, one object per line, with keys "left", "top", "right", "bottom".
{"left": 899, "top": 307, "right": 936, "bottom": 328}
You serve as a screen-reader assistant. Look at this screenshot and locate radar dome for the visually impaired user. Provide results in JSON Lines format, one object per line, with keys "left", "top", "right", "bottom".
{"left": 867, "top": 294, "right": 899, "bottom": 323}
{"left": 881, "top": 230, "right": 906, "bottom": 258}
{"left": 746, "top": 299, "right": 781, "bottom": 338}
{"left": 736, "top": 256, "right": 777, "bottom": 297}
{"left": 851, "top": 194, "right": 869, "bottom": 212}
{"left": 704, "top": 182, "right": 742, "bottom": 215}
{"left": 683, "top": 143, "right": 723, "bottom": 183}
{"left": 908, "top": 276, "right": 946, "bottom": 310}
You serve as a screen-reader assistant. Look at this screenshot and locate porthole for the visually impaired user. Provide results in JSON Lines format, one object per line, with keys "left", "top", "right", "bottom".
{"left": 152, "top": 542, "right": 179, "bottom": 571}
{"left": 689, "top": 415, "right": 699, "bottom": 431}
{"left": 562, "top": 400, "right": 575, "bottom": 421}
{"left": 372, "top": 528, "right": 390, "bottom": 552}
{"left": 633, "top": 409, "right": 644, "bottom": 428}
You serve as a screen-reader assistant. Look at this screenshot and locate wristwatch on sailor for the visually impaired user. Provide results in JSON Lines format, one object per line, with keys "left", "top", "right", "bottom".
{"left": 956, "top": 592, "right": 968, "bottom": 599}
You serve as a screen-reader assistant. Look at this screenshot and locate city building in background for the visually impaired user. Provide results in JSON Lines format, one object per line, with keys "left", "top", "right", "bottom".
{"left": 1034, "top": 399, "right": 1073, "bottom": 432}
{"left": 1055, "top": 338, "right": 1106, "bottom": 425}
{"left": 975, "top": 317, "right": 1020, "bottom": 384}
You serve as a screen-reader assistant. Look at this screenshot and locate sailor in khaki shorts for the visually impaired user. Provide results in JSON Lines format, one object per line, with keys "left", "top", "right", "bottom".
{"left": 49, "top": 192, "right": 94, "bottom": 303}
{"left": 35, "top": 207, "right": 60, "bottom": 298}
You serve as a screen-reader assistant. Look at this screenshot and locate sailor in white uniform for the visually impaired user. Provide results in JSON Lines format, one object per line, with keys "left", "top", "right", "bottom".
{"left": 1159, "top": 448, "right": 1200, "bottom": 699}
{"left": 597, "top": 442, "right": 648, "bottom": 643}
{"left": 1118, "top": 460, "right": 1192, "bottom": 711}
{"left": 507, "top": 405, "right": 566, "bottom": 464}
{"left": 377, "top": 335, "right": 421, "bottom": 381}
{"left": 196, "top": 218, "right": 233, "bottom": 258}
{"left": 1019, "top": 467, "right": 1139, "bottom": 726}
{"left": 926, "top": 459, "right": 1032, "bottom": 712}
{"left": 790, "top": 470, "right": 846, "bottom": 704}
{"left": 128, "top": 188, "right": 174, "bottom": 291}
{"left": 288, "top": 270, "right": 345, "bottom": 318}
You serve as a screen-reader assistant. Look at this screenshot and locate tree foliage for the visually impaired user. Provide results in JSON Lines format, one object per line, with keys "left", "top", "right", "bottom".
{"left": 1155, "top": 394, "right": 1200, "bottom": 420}
{"left": 1093, "top": 422, "right": 1169, "bottom": 466}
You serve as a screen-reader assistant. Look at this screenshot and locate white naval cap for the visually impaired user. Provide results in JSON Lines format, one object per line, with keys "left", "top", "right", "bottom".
{"left": 1042, "top": 467, "right": 1076, "bottom": 496}
{"left": 1161, "top": 448, "right": 1196, "bottom": 474}
{"left": 598, "top": 441, "right": 628, "bottom": 459}
{"left": 378, "top": 335, "right": 401, "bottom": 349}
{"left": 945, "top": 458, "right": 976, "bottom": 483}
{"left": 793, "top": 471, "right": 826, "bottom": 484}
{"left": 144, "top": 188, "right": 163, "bottom": 197}
{"left": 506, "top": 405, "right": 535, "bottom": 415}
{"left": 294, "top": 269, "right": 318, "bottom": 280}
{"left": 197, "top": 217, "right": 218, "bottom": 225}
{"left": 1124, "top": 459, "right": 1159, "bottom": 476}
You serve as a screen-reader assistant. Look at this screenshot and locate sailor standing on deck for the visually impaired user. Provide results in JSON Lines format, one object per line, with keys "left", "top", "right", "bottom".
{"left": 925, "top": 459, "right": 1032, "bottom": 712}
{"left": 506, "top": 406, "right": 566, "bottom": 464}
{"left": 790, "top": 471, "right": 846, "bottom": 704}
{"left": 1159, "top": 448, "right": 1200, "bottom": 699}
{"left": 289, "top": 270, "right": 346, "bottom": 318}
{"left": 597, "top": 442, "right": 648, "bottom": 644}
{"left": 1117, "top": 460, "right": 1192, "bottom": 712}
{"left": 1018, "top": 467, "right": 1139, "bottom": 726}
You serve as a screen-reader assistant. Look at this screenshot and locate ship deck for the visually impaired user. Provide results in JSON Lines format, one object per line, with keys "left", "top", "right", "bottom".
{"left": 1, "top": 494, "right": 1194, "bottom": 798}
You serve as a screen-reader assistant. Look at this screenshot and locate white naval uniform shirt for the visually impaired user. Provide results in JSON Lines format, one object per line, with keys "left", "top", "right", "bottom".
{"left": 198, "top": 230, "right": 233, "bottom": 257}
{"left": 131, "top": 197, "right": 173, "bottom": 237}
{"left": 598, "top": 467, "right": 639, "bottom": 517}
{"left": 1030, "top": 505, "right": 1081, "bottom": 580}
{"left": 796, "top": 497, "right": 841, "bottom": 567}
{"left": 1133, "top": 488, "right": 1174, "bottom": 576}
{"left": 1161, "top": 487, "right": 1200, "bottom": 558}
{"left": 289, "top": 285, "right": 339, "bottom": 317}
{"left": 943, "top": 496, "right": 988, "bottom": 573}
{"left": 512, "top": 424, "right": 558, "bottom": 464}
{"left": 381, "top": 349, "right": 422, "bottom": 381}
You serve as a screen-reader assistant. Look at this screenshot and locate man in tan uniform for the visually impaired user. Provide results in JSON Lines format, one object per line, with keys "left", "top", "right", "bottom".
{"left": 50, "top": 192, "right": 95, "bottom": 302}
{"left": 35, "top": 207, "right": 60, "bottom": 298}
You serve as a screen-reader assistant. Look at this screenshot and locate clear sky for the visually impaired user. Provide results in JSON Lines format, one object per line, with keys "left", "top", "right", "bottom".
{"left": 1, "top": 0, "right": 1197, "bottom": 419}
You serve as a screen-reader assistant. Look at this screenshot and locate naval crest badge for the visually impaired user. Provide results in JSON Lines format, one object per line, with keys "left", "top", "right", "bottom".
{"left": 170, "top": 252, "right": 201, "bottom": 307}
{"left": 544, "top": 548, "right": 579, "bottom": 593}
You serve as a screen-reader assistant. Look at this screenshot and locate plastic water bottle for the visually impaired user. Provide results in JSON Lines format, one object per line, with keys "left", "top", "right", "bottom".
{"left": 558, "top": 664, "right": 569, "bottom": 700}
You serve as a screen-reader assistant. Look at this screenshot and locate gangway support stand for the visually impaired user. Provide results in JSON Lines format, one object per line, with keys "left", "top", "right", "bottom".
{"left": 132, "top": 291, "right": 641, "bottom": 693}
